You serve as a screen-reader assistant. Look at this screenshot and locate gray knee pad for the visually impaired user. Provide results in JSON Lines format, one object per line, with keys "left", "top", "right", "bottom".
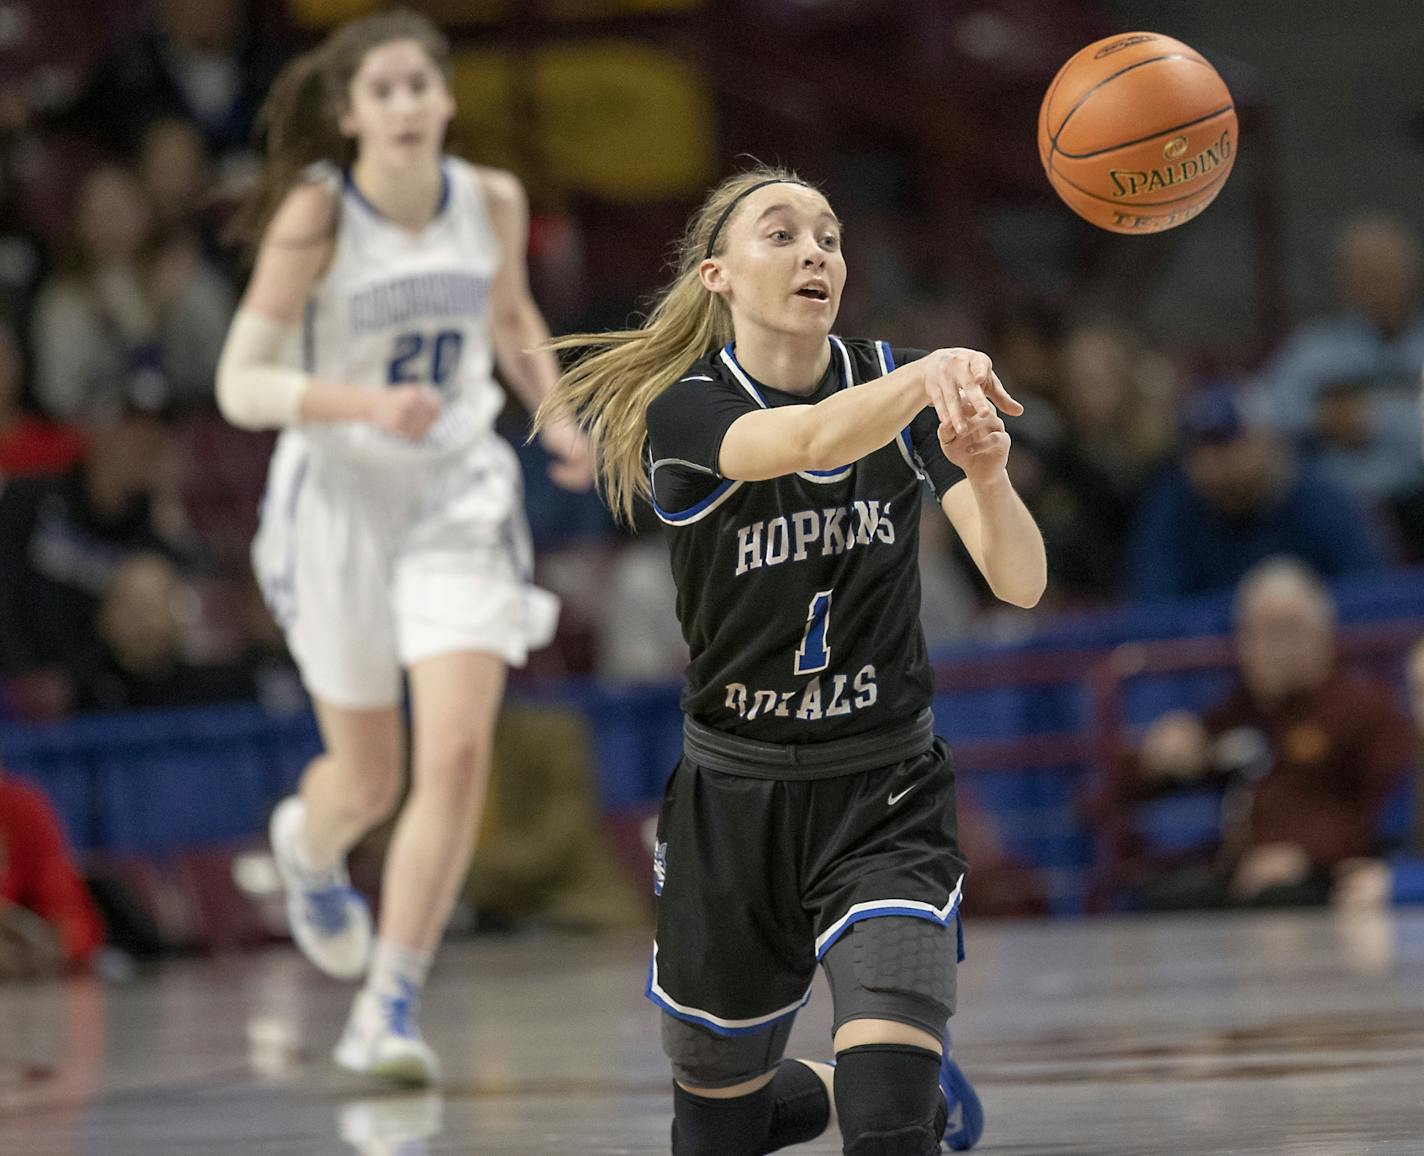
{"left": 823, "top": 916, "right": 956, "bottom": 1038}
{"left": 661, "top": 1013, "right": 795, "bottom": 1089}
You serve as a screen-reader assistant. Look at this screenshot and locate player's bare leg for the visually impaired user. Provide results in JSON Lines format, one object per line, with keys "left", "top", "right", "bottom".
{"left": 270, "top": 703, "right": 403, "bottom": 979}
{"left": 334, "top": 651, "right": 506, "bottom": 1084}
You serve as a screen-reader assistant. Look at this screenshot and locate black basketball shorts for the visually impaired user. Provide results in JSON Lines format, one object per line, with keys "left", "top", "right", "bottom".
{"left": 645, "top": 734, "right": 968, "bottom": 1035}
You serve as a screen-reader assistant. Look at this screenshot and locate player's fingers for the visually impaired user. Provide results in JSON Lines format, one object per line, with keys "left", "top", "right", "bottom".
{"left": 965, "top": 409, "right": 1005, "bottom": 434}
{"left": 925, "top": 361, "right": 952, "bottom": 424}
{"left": 957, "top": 373, "right": 992, "bottom": 418}
{"left": 987, "top": 372, "right": 1024, "bottom": 416}
{"left": 945, "top": 384, "right": 967, "bottom": 433}
{"left": 966, "top": 350, "right": 993, "bottom": 386}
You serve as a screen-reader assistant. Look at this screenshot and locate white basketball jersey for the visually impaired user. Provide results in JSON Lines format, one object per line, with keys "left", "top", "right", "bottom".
{"left": 295, "top": 156, "right": 505, "bottom": 464}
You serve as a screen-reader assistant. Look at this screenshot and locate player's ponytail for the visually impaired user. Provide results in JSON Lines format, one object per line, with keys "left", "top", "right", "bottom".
{"left": 536, "top": 165, "right": 807, "bottom": 526}
{"left": 227, "top": 9, "right": 451, "bottom": 258}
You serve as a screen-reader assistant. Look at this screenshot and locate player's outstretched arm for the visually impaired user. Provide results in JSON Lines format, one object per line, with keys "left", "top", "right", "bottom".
{"left": 719, "top": 348, "right": 1018, "bottom": 482}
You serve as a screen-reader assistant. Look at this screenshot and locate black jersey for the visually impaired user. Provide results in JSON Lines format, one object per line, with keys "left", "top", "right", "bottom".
{"left": 644, "top": 336, "right": 964, "bottom": 743}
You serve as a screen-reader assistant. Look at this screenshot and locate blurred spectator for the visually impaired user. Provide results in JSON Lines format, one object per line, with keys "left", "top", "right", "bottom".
{"left": 976, "top": 304, "right": 1168, "bottom": 603}
{"left": 594, "top": 528, "right": 688, "bottom": 683}
{"left": 954, "top": 791, "right": 1051, "bottom": 919}
{"left": 0, "top": 146, "right": 47, "bottom": 334}
{"left": 1113, "top": 559, "right": 1411, "bottom": 911}
{"left": 460, "top": 705, "right": 647, "bottom": 932}
{"left": 60, "top": 0, "right": 277, "bottom": 181}
{"left": 1002, "top": 319, "right": 1179, "bottom": 603}
{"left": 138, "top": 117, "right": 224, "bottom": 262}
{"left": 1261, "top": 214, "right": 1424, "bottom": 543}
{"left": 0, "top": 318, "right": 83, "bottom": 477}
{"left": 0, "top": 391, "right": 193, "bottom": 681}
{"left": 1057, "top": 319, "right": 1175, "bottom": 501}
{"left": 0, "top": 0, "right": 99, "bottom": 124}
{"left": 1126, "top": 382, "right": 1384, "bottom": 602}
{"left": 917, "top": 492, "right": 975, "bottom": 652}
{"left": 30, "top": 162, "right": 232, "bottom": 418}
{"left": 0, "top": 768, "right": 104, "bottom": 976}
{"left": 985, "top": 303, "right": 1066, "bottom": 451}
{"left": 1408, "top": 636, "right": 1424, "bottom": 862}
{"left": 1335, "top": 635, "right": 1424, "bottom": 909}
{"left": 71, "top": 552, "right": 258, "bottom": 715}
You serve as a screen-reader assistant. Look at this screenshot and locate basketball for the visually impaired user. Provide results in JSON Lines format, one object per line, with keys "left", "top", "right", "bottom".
{"left": 1037, "top": 32, "right": 1237, "bottom": 234}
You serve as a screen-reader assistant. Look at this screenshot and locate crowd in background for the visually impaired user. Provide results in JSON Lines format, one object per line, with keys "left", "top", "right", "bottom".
{"left": 0, "top": 1, "right": 1419, "bottom": 716}
{"left": 1, "top": 0, "right": 1423, "bottom": 967}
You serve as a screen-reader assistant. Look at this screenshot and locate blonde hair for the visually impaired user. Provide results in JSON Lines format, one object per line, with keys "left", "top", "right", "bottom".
{"left": 534, "top": 165, "right": 811, "bottom": 525}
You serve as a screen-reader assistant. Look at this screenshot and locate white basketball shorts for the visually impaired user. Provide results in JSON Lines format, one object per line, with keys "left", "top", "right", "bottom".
{"left": 253, "top": 429, "right": 560, "bottom": 709}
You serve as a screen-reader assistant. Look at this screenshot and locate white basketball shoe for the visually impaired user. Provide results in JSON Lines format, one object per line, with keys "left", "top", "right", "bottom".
{"left": 269, "top": 796, "right": 373, "bottom": 980}
{"left": 333, "top": 983, "right": 441, "bottom": 1086}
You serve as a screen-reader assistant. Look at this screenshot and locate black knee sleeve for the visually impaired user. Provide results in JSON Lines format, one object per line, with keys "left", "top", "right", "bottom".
{"left": 834, "top": 1044, "right": 947, "bottom": 1156}
{"left": 671, "top": 1061, "right": 830, "bottom": 1156}
{"left": 661, "top": 1013, "right": 795, "bottom": 1088}
{"left": 823, "top": 917, "right": 956, "bottom": 1039}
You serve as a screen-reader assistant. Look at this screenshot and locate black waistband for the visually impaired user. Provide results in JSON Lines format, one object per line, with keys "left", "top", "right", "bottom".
{"left": 682, "top": 709, "right": 935, "bottom": 780}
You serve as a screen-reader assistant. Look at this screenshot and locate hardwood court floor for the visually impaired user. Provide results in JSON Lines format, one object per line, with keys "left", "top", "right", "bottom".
{"left": 3, "top": 910, "right": 1423, "bottom": 1154}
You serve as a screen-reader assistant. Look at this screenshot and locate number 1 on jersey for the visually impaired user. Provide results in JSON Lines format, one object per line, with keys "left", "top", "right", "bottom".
{"left": 794, "top": 590, "right": 833, "bottom": 675}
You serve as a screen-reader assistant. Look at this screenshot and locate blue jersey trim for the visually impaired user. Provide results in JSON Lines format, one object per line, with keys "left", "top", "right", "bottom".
{"left": 813, "top": 880, "right": 964, "bottom": 959}
{"left": 814, "top": 900, "right": 962, "bottom": 962}
{"left": 645, "top": 958, "right": 813, "bottom": 1036}
{"left": 720, "top": 343, "right": 768, "bottom": 408}
{"left": 652, "top": 477, "right": 739, "bottom": 524}
{"left": 343, "top": 161, "right": 452, "bottom": 226}
{"left": 876, "top": 340, "right": 922, "bottom": 475}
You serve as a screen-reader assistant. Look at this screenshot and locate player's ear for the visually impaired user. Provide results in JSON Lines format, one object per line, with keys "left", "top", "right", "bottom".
{"left": 337, "top": 98, "right": 359, "bottom": 139}
{"left": 698, "top": 258, "right": 728, "bottom": 295}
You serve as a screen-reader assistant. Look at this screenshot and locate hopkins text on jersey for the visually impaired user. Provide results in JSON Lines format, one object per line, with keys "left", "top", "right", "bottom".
{"left": 734, "top": 501, "right": 895, "bottom": 576}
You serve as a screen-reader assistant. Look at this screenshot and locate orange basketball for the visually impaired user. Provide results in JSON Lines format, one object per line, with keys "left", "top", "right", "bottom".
{"left": 1037, "top": 32, "right": 1238, "bottom": 234}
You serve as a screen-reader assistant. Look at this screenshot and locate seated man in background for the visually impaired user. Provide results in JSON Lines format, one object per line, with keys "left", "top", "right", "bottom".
{"left": 1119, "top": 558, "right": 1412, "bottom": 910}
{"left": 1335, "top": 635, "right": 1424, "bottom": 908}
{"left": 0, "top": 767, "right": 104, "bottom": 977}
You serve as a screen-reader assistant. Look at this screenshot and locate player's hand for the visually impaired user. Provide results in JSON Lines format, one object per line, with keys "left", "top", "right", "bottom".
{"left": 1138, "top": 710, "right": 1210, "bottom": 781}
{"left": 1229, "top": 842, "right": 1311, "bottom": 900}
{"left": 369, "top": 384, "right": 442, "bottom": 440}
{"left": 922, "top": 348, "right": 1023, "bottom": 436}
{"left": 538, "top": 417, "right": 596, "bottom": 491}
{"left": 1331, "top": 857, "right": 1392, "bottom": 912}
{"left": 938, "top": 408, "right": 1011, "bottom": 481}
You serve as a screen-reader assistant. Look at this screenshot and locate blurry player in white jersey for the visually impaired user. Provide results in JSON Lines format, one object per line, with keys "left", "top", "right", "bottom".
{"left": 217, "top": 9, "right": 591, "bottom": 1085}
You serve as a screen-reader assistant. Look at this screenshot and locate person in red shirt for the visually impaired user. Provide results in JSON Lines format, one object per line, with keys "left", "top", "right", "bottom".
{"left": 0, "top": 769, "right": 103, "bottom": 975}
{"left": 1121, "top": 557, "right": 1412, "bottom": 909}
{"left": 0, "top": 319, "right": 84, "bottom": 479}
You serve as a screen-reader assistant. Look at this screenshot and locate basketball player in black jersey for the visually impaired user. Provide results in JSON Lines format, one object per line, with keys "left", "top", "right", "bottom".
{"left": 537, "top": 167, "right": 1045, "bottom": 1155}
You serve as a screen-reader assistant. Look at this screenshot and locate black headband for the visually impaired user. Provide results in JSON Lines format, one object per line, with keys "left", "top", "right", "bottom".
{"left": 703, "top": 178, "right": 810, "bottom": 259}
